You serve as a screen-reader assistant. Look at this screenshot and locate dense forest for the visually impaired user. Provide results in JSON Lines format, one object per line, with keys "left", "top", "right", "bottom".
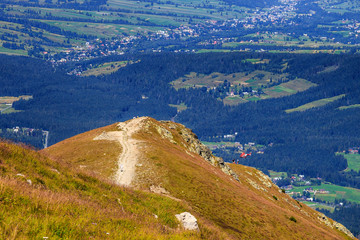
{"left": 0, "top": 52, "right": 360, "bottom": 189}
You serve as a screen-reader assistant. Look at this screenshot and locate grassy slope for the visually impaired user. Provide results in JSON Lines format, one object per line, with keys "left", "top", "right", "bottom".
{"left": 286, "top": 94, "right": 345, "bottom": 113}
{"left": 342, "top": 153, "right": 360, "bottom": 172}
{"left": 0, "top": 141, "right": 202, "bottom": 239}
{"left": 42, "top": 117, "right": 352, "bottom": 239}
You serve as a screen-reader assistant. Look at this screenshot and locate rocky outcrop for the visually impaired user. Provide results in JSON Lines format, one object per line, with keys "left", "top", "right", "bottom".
{"left": 175, "top": 212, "right": 199, "bottom": 231}
{"left": 317, "top": 213, "right": 355, "bottom": 239}
{"left": 170, "top": 122, "right": 239, "bottom": 181}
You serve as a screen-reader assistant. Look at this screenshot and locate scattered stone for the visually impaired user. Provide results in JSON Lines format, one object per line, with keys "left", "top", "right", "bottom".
{"left": 317, "top": 213, "right": 355, "bottom": 238}
{"left": 150, "top": 185, "right": 170, "bottom": 195}
{"left": 256, "top": 171, "right": 273, "bottom": 188}
{"left": 51, "top": 168, "right": 60, "bottom": 174}
{"left": 246, "top": 178, "right": 267, "bottom": 192}
{"left": 175, "top": 212, "right": 199, "bottom": 231}
{"left": 93, "top": 131, "right": 112, "bottom": 141}
{"left": 27, "top": 179, "right": 32, "bottom": 185}
{"left": 172, "top": 125, "right": 239, "bottom": 181}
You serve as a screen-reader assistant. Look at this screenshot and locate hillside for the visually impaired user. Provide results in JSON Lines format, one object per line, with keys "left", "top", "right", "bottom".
{"left": 0, "top": 0, "right": 359, "bottom": 58}
{"left": 40, "top": 117, "right": 354, "bottom": 239}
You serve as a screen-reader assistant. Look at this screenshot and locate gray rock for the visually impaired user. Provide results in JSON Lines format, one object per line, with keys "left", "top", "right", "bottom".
{"left": 176, "top": 125, "right": 239, "bottom": 181}
{"left": 175, "top": 212, "right": 199, "bottom": 231}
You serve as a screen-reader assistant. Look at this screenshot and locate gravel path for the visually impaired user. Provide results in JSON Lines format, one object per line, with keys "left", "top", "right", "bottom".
{"left": 94, "top": 117, "right": 146, "bottom": 186}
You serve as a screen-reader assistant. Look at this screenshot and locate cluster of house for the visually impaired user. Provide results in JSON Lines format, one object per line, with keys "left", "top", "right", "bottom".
{"left": 9, "top": 126, "right": 43, "bottom": 136}
{"left": 303, "top": 187, "right": 330, "bottom": 194}
{"left": 348, "top": 147, "right": 359, "bottom": 154}
{"left": 246, "top": 0, "right": 300, "bottom": 26}
{"left": 343, "top": 20, "right": 360, "bottom": 37}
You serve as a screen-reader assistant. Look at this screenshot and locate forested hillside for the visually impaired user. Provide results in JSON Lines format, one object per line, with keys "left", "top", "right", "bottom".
{"left": 0, "top": 52, "right": 359, "bottom": 190}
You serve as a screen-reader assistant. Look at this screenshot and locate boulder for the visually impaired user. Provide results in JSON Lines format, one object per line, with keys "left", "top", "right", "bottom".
{"left": 175, "top": 212, "right": 199, "bottom": 231}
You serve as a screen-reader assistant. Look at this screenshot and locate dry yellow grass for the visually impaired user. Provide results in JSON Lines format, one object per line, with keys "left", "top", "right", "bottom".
{"left": 37, "top": 117, "right": 353, "bottom": 239}
{"left": 0, "top": 95, "right": 32, "bottom": 104}
{"left": 43, "top": 123, "right": 121, "bottom": 178}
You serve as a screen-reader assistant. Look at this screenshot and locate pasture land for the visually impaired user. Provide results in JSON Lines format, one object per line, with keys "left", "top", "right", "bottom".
{"left": 223, "top": 32, "right": 349, "bottom": 50}
{"left": 223, "top": 95, "right": 247, "bottom": 105}
{"left": 268, "top": 170, "right": 288, "bottom": 178}
{"left": 303, "top": 201, "right": 335, "bottom": 212}
{"left": 338, "top": 104, "right": 360, "bottom": 110}
{"left": 171, "top": 71, "right": 315, "bottom": 105}
{"left": 0, "top": 95, "right": 32, "bottom": 104}
{"left": 168, "top": 103, "right": 188, "bottom": 112}
{"left": 265, "top": 78, "right": 316, "bottom": 98}
{"left": 292, "top": 183, "right": 360, "bottom": 204}
{"left": 82, "top": 61, "right": 134, "bottom": 76}
{"left": 171, "top": 70, "right": 289, "bottom": 90}
{"left": 0, "top": 96, "right": 32, "bottom": 114}
{"left": 338, "top": 153, "right": 360, "bottom": 172}
{"left": 202, "top": 141, "right": 240, "bottom": 150}
{"left": 285, "top": 94, "right": 345, "bottom": 113}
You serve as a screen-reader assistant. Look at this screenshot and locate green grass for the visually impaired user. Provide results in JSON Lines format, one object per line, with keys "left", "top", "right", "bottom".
{"left": 268, "top": 170, "right": 287, "bottom": 178}
{"left": 264, "top": 78, "right": 316, "bottom": 99}
{"left": 245, "top": 78, "right": 257, "bottom": 83}
{"left": 196, "top": 49, "right": 232, "bottom": 53}
{"left": 0, "top": 141, "right": 199, "bottom": 239}
{"left": 285, "top": 94, "right": 345, "bottom": 113}
{"left": 269, "top": 85, "right": 295, "bottom": 93}
{"left": 0, "top": 46, "right": 28, "bottom": 56}
{"left": 338, "top": 153, "right": 360, "bottom": 172}
{"left": 304, "top": 202, "right": 335, "bottom": 213}
{"left": 168, "top": 103, "right": 188, "bottom": 112}
{"left": 171, "top": 73, "right": 314, "bottom": 106}
{"left": 247, "top": 96, "right": 260, "bottom": 101}
{"left": 223, "top": 95, "right": 246, "bottom": 105}
{"left": 292, "top": 183, "right": 360, "bottom": 204}
{"left": 1, "top": 107, "right": 22, "bottom": 114}
{"left": 338, "top": 104, "right": 360, "bottom": 110}
{"left": 202, "top": 141, "right": 239, "bottom": 149}
{"left": 82, "top": 61, "right": 133, "bottom": 76}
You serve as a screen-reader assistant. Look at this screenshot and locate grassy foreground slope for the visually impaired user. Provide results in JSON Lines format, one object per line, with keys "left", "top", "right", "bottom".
{"left": 0, "top": 140, "right": 202, "bottom": 239}
{"left": 43, "top": 117, "right": 354, "bottom": 239}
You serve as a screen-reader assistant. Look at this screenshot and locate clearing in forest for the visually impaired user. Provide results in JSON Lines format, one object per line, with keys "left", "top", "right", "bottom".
{"left": 285, "top": 94, "right": 345, "bottom": 113}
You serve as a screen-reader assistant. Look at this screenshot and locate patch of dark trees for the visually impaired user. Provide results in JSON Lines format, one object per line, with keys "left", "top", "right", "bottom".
{"left": 318, "top": 200, "right": 360, "bottom": 238}
{"left": 0, "top": 52, "right": 360, "bottom": 190}
{"left": 0, "top": 0, "right": 107, "bottom": 11}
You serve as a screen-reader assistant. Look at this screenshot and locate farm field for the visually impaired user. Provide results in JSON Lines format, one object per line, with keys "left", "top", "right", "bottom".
{"left": 338, "top": 153, "right": 360, "bottom": 172}
{"left": 0, "top": 96, "right": 32, "bottom": 114}
{"left": 285, "top": 94, "right": 345, "bottom": 113}
{"left": 82, "top": 60, "right": 134, "bottom": 76}
{"left": 303, "top": 201, "right": 335, "bottom": 213}
{"left": 202, "top": 141, "right": 240, "bottom": 150}
{"left": 0, "top": 96, "right": 32, "bottom": 104}
{"left": 171, "top": 71, "right": 316, "bottom": 105}
{"left": 264, "top": 78, "right": 317, "bottom": 98}
{"left": 107, "top": 0, "right": 243, "bottom": 21}
{"left": 168, "top": 103, "right": 188, "bottom": 112}
{"left": 223, "top": 32, "right": 349, "bottom": 49}
{"left": 268, "top": 170, "right": 288, "bottom": 178}
{"left": 171, "top": 70, "right": 289, "bottom": 90}
{"left": 338, "top": 104, "right": 360, "bottom": 110}
{"left": 292, "top": 183, "right": 360, "bottom": 204}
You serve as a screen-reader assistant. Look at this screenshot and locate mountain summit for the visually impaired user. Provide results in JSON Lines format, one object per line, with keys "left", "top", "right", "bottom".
{"left": 0, "top": 117, "right": 354, "bottom": 239}
{"left": 43, "top": 117, "right": 354, "bottom": 239}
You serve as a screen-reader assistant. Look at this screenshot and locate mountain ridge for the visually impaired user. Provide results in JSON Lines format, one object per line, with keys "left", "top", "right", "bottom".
{"left": 41, "top": 117, "right": 355, "bottom": 239}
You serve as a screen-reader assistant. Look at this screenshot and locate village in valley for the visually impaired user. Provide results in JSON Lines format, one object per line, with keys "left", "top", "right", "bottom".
{"left": 10, "top": 0, "right": 356, "bottom": 70}
{"left": 205, "top": 137, "right": 360, "bottom": 211}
